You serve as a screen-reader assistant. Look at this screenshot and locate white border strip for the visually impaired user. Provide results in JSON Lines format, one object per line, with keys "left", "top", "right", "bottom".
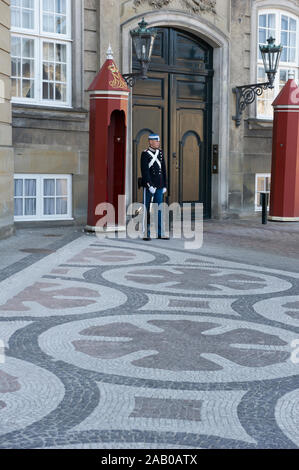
{"left": 85, "top": 225, "right": 126, "bottom": 233}
{"left": 274, "top": 110, "right": 299, "bottom": 113}
{"left": 142, "top": 187, "right": 146, "bottom": 234}
{"left": 89, "top": 91, "right": 130, "bottom": 96}
{"left": 268, "top": 216, "right": 299, "bottom": 222}
{"left": 90, "top": 97, "right": 128, "bottom": 101}
{"left": 274, "top": 105, "right": 299, "bottom": 110}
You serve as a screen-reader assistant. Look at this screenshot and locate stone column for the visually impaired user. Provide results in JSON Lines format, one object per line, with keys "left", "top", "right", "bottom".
{"left": 98, "top": 0, "right": 121, "bottom": 67}
{"left": 0, "top": 0, "right": 14, "bottom": 239}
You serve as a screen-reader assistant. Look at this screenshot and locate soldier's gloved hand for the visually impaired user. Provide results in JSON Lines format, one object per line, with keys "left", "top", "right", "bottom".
{"left": 149, "top": 186, "right": 156, "bottom": 195}
{"left": 162, "top": 188, "right": 167, "bottom": 194}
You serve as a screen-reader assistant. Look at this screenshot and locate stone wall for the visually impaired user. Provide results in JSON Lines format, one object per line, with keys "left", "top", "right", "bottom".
{"left": 7, "top": 0, "right": 295, "bottom": 226}
{"left": 91, "top": 0, "right": 276, "bottom": 218}
{"left": 12, "top": 0, "right": 90, "bottom": 226}
{"left": 84, "top": 0, "right": 98, "bottom": 109}
{"left": 229, "top": 0, "right": 299, "bottom": 216}
{"left": 229, "top": 0, "right": 275, "bottom": 216}
{"left": 229, "top": 0, "right": 252, "bottom": 214}
{"left": 0, "top": 0, "right": 14, "bottom": 238}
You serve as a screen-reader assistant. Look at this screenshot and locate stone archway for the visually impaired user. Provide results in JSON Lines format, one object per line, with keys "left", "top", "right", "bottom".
{"left": 132, "top": 27, "right": 213, "bottom": 218}
{"left": 121, "top": 9, "right": 230, "bottom": 219}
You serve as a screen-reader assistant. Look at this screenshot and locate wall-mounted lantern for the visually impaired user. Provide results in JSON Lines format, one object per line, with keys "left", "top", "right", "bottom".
{"left": 122, "top": 18, "right": 157, "bottom": 87}
{"left": 233, "top": 37, "right": 283, "bottom": 127}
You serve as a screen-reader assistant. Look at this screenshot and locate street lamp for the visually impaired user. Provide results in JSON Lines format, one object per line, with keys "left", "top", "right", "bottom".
{"left": 123, "top": 18, "right": 157, "bottom": 87}
{"left": 233, "top": 37, "right": 283, "bottom": 127}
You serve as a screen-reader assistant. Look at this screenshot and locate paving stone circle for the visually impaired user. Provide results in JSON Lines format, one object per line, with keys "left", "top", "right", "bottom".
{"left": 0, "top": 235, "right": 299, "bottom": 449}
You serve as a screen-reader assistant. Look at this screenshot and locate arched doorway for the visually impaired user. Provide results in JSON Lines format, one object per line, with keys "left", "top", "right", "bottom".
{"left": 107, "top": 110, "right": 126, "bottom": 225}
{"left": 132, "top": 27, "right": 213, "bottom": 218}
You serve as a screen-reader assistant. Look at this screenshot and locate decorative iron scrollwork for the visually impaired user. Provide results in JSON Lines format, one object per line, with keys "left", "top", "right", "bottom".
{"left": 122, "top": 73, "right": 143, "bottom": 87}
{"left": 232, "top": 82, "right": 270, "bottom": 127}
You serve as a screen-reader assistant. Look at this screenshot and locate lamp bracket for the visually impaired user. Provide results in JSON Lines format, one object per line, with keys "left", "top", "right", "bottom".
{"left": 232, "top": 82, "right": 271, "bottom": 127}
{"left": 122, "top": 72, "right": 145, "bottom": 87}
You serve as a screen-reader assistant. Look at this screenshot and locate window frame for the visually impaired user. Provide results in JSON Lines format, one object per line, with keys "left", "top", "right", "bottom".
{"left": 257, "top": 8, "right": 299, "bottom": 120}
{"left": 255, "top": 173, "right": 271, "bottom": 212}
{"left": 11, "top": 34, "right": 38, "bottom": 104}
{"left": 11, "top": 0, "right": 39, "bottom": 35}
{"left": 11, "top": 0, "right": 72, "bottom": 108}
{"left": 40, "top": 38, "right": 71, "bottom": 106}
{"left": 14, "top": 174, "right": 73, "bottom": 221}
{"left": 39, "top": 0, "right": 72, "bottom": 41}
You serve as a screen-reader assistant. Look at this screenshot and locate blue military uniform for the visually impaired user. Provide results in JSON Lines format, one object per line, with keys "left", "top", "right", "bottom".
{"left": 140, "top": 134, "right": 168, "bottom": 240}
{"left": 141, "top": 147, "right": 167, "bottom": 190}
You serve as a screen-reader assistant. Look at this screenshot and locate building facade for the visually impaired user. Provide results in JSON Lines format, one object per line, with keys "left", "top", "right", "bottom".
{"left": 0, "top": 0, "right": 298, "bottom": 237}
{"left": 0, "top": 0, "right": 14, "bottom": 238}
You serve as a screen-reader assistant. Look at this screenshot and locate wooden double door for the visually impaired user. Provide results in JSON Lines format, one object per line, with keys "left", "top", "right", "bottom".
{"left": 133, "top": 27, "right": 213, "bottom": 218}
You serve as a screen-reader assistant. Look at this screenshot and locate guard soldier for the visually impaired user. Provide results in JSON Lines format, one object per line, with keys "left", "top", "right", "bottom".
{"left": 141, "top": 134, "right": 169, "bottom": 241}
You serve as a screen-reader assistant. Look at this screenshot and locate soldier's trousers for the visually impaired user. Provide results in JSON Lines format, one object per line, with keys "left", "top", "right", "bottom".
{"left": 142, "top": 188, "right": 164, "bottom": 238}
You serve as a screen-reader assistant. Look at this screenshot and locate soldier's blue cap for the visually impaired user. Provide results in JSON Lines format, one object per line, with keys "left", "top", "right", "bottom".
{"left": 148, "top": 134, "right": 160, "bottom": 141}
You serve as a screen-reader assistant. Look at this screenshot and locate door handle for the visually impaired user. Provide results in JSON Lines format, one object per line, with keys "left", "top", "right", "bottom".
{"left": 172, "top": 152, "right": 177, "bottom": 158}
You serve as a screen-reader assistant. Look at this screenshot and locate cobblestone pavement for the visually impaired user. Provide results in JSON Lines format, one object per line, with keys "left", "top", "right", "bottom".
{"left": 0, "top": 222, "right": 299, "bottom": 449}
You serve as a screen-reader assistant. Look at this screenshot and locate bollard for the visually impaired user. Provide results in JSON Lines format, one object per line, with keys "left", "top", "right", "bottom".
{"left": 261, "top": 192, "right": 268, "bottom": 225}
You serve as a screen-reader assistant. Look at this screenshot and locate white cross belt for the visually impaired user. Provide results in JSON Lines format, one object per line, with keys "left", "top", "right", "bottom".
{"left": 148, "top": 149, "right": 161, "bottom": 169}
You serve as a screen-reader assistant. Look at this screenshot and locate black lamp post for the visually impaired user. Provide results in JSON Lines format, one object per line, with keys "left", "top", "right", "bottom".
{"left": 123, "top": 18, "right": 157, "bottom": 87}
{"left": 233, "top": 37, "right": 283, "bottom": 127}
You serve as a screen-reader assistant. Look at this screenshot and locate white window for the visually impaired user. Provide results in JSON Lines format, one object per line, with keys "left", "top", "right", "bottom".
{"left": 255, "top": 174, "right": 271, "bottom": 211}
{"left": 14, "top": 174, "right": 73, "bottom": 221}
{"left": 11, "top": 0, "right": 36, "bottom": 30}
{"left": 257, "top": 9, "right": 299, "bottom": 119}
{"left": 11, "top": 0, "right": 72, "bottom": 107}
{"left": 11, "top": 35, "right": 35, "bottom": 100}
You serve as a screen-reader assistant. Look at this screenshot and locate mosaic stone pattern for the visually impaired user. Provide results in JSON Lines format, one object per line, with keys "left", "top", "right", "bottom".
{"left": 0, "top": 234, "right": 299, "bottom": 448}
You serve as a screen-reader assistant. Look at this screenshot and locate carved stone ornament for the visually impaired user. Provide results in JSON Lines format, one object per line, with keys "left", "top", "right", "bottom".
{"left": 133, "top": 0, "right": 216, "bottom": 14}
{"left": 133, "top": 0, "right": 171, "bottom": 8}
{"left": 184, "top": 0, "right": 216, "bottom": 14}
